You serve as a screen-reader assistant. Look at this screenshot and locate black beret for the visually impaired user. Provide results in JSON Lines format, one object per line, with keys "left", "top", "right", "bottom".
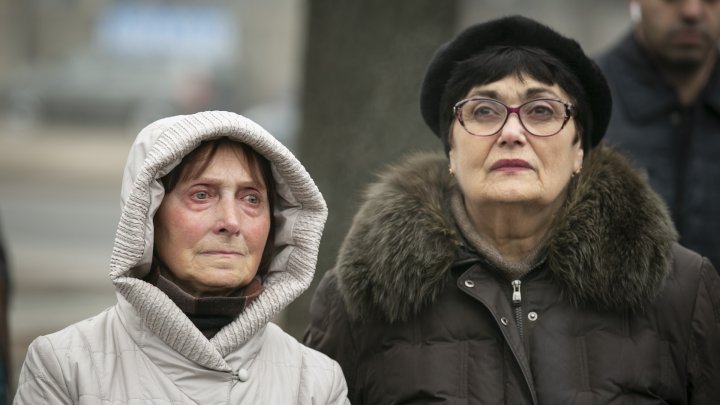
{"left": 420, "top": 15, "right": 611, "bottom": 150}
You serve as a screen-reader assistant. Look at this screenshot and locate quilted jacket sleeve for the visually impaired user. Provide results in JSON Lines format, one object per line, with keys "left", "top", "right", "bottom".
{"left": 688, "top": 258, "right": 720, "bottom": 404}
{"left": 322, "top": 361, "right": 350, "bottom": 405}
{"left": 14, "top": 336, "right": 73, "bottom": 404}
{"left": 295, "top": 328, "right": 350, "bottom": 405}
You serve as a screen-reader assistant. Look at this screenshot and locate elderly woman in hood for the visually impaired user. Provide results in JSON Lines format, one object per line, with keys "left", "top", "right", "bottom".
{"left": 15, "top": 111, "right": 349, "bottom": 404}
{"left": 304, "top": 16, "right": 720, "bottom": 404}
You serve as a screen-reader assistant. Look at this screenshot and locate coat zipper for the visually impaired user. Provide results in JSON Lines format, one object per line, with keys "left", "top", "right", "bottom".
{"left": 512, "top": 279, "right": 523, "bottom": 339}
{"left": 510, "top": 278, "right": 538, "bottom": 403}
{"left": 460, "top": 272, "right": 538, "bottom": 404}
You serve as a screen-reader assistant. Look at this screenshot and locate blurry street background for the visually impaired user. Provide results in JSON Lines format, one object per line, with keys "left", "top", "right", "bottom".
{"left": 0, "top": 0, "right": 629, "bottom": 392}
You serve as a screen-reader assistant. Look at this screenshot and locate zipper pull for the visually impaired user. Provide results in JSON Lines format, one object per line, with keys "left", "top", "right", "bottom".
{"left": 512, "top": 280, "right": 522, "bottom": 305}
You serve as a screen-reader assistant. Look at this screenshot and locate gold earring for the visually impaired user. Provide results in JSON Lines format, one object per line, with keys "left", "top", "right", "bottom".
{"left": 449, "top": 165, "right": 454, "bottom": 176}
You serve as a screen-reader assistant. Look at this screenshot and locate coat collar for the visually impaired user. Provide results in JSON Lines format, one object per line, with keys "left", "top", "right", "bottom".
{"left": 115, "top": 293, "right": 265, "bottom": 402}
{"left": 336, "top": 147, "right": 677, "bottom": 322}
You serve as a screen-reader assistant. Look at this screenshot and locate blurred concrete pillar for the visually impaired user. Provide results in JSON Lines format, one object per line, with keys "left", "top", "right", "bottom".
{"left": 284, "top": 0, "right": 458, "bottom": 338}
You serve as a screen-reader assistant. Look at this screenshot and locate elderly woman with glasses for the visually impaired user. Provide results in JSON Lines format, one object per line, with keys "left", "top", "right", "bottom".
{"left": 304, "top": 15, "right": 720, "bottom": 404}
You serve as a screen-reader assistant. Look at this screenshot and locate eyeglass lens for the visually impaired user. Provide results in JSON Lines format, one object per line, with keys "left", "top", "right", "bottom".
{"left": 458, "top": 99, "right": 568, "bottom": 136}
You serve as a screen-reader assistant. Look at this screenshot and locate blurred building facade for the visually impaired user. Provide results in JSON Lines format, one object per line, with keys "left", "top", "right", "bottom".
{"left": 0, "top": 0, "right": 305, "bottom": 132}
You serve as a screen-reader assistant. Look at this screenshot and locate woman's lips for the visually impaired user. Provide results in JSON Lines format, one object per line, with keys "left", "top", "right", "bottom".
{"left": 490, "top": 159, "right": 532, "bottom": 172}
{"left": 203, "top": 250, "right": 242, "bottom": 256}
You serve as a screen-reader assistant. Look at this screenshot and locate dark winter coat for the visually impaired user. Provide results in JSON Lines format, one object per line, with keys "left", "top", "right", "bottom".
{"left": 596, "top": 32, "right": 720, "bottom": 269}
{"left": 304, "top": 147, "right": 720, "bottom": 404}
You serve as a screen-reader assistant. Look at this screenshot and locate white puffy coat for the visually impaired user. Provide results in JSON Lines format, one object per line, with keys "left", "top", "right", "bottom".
{"left": 14, "top": 111, "right": 348, "bottom": 404}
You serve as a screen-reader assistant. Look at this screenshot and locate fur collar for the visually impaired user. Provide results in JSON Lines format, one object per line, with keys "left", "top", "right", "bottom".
{"left": 336, "top": 146, "right": 677, "bottom": 322}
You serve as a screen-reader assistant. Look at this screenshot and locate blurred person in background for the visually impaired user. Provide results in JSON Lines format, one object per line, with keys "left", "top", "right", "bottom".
{"left": 14, "top": 111, "right": 348, "bottom": 404}
{"left": 597, "top": 0, "right": 720, "bottom": 268}
{"left": 0, "top": 214, "right": 9, "bottom": 405}
{"left": 304, "top": 16, "right": 720, "bottom": 404}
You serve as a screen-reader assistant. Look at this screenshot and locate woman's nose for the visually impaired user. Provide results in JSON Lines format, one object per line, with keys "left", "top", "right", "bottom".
{"left": 496, "top": 113, "right": 528, "bottom": 146}
{"left": 216, "top": 198, "right": 241, "bottom": 235}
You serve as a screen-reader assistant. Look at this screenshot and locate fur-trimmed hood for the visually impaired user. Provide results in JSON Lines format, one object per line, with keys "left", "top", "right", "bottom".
{"left": 336, "top": 146, "right": 677, "bottom": 322}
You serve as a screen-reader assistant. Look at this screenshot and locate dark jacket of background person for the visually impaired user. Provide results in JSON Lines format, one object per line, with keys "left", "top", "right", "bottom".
{"left": 304, "top": 148, "right": 720, "bottom": 404}
{"left": 597, "top": 33, "right": 720, "bottom": 269}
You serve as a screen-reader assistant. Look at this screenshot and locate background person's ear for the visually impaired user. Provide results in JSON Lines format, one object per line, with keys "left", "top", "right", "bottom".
{"left": 629, "top": 1, "right": 642, "bottom": 24}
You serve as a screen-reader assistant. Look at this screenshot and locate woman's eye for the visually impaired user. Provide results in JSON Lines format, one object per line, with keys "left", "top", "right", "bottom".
{"left": 474, "top": 107, "right": 493, "bottom": 116}
{"left": 244, "top": 194, "right": 260, "bottom": 205}
{"left": 193, "top": 191, "right": 209, "bottom": 200}
{"left": 526, "top": 105, "right": 554, "bottom": 119}
{"left": 471, "top": 103, "right": 502, "bottom": 121}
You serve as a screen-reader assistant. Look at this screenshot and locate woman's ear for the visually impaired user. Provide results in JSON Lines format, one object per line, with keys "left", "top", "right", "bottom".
{"left": 573, "top": 144, "right": 584, "bottom": 174}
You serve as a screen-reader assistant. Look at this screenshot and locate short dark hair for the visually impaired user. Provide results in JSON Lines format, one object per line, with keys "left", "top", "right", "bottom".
{"left": 439, "top": 46, "right": 591, "bottom": 153}
{"left": 159, "top": 137, "right": 276, "bottom": 277}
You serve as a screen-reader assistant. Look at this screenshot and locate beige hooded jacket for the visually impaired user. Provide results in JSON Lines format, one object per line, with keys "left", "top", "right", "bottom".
{"left": 14, "top": 111, "right": 348, "bottom": 404}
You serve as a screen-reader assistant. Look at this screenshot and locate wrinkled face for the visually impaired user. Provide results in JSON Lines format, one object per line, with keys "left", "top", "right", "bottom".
{"left": 633, "top": 0, "right": 720, "bottom": 70}
{"left": 448, "top": 75, "right": 584, "bottom": 210}
{"left": 154, "top": 145, "right": 271, "bottom": 297}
